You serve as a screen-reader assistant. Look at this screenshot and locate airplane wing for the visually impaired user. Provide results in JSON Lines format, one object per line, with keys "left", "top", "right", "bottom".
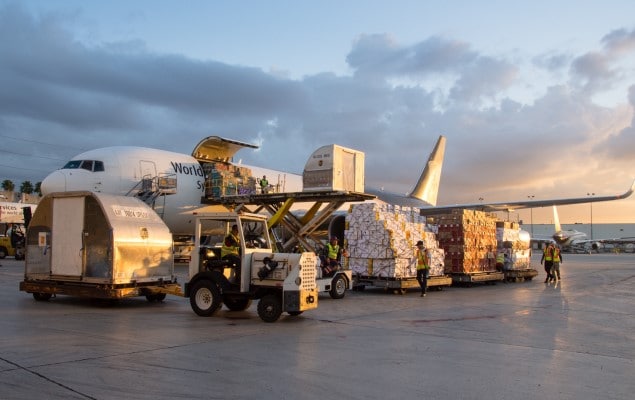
{"left": 420, "top": 179, "right": 635, "bottom": 215}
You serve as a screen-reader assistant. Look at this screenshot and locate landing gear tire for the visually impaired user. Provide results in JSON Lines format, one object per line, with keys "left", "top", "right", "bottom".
{"left": 329, "top": 274, "right": 347, "bottom": 299}
{"left": 257, "top": 294, "right": 283, "bottom": 323}
{"left": 190, "top": 280, "right": 222, "bottom": 317}
{"left": 223, "top": 297, "right": 252, "bottom": 311}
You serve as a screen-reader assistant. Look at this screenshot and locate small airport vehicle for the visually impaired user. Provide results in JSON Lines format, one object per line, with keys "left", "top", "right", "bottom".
{"left": 0, "top": 228, "right": 25, "bottom": 260}
{"left": 185, "top": 212, "right": 318, "bottom": 322}
{"left": 315, "top": 256, "right": 352, "bottom": 299}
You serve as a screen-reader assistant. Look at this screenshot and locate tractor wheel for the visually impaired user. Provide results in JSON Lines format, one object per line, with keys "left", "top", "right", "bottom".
{"left": 189, "top": 280, "right": 222, "bottom": 317}
{"left": 257, "top": 294, "right": 283, "bottom": 323}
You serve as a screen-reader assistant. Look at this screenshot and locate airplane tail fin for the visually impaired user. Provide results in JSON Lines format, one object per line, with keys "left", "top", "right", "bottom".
{"left": 408, "top": 135, "right": 446, "bottom": 206}
{"left": 552, "top": 205, "right": 562, "bottom": 233}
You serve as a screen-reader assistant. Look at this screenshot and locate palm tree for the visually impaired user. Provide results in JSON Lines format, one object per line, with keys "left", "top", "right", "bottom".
{"left": 20, "top": 181, "right": 34, "bottom": 194}
{"left": 1, "top": 179, "right": 15, "bottom": 192}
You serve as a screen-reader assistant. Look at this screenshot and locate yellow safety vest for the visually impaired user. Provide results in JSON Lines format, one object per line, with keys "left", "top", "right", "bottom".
{"left": 221, "top": 233, "right": 240, "bottom": 258}
{"left": 544, "top": 247, "right": 553, "bottom": 261}
{"left": 552, "top": 248, "right": 560, "bottom": 262}
{"left": 416, "top": 249, "right": 429, "bottom": 270}
{"left": 496, "top": 253, "right": 505, "bottom": 264}
{"left": 326, "top": 243, "right": 339, "bottom": 259}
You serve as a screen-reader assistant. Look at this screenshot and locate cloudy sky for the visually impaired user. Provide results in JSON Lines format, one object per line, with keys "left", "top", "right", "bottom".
{"left": 1, "top": 1, "right": 635, "bottom": 223}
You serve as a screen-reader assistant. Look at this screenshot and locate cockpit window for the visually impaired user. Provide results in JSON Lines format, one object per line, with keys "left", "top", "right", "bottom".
{"left": 80, "top": 160, "right": 93, "bottom": 171}
{"left": 62, "top": 160, "right": 82, "bottom": 169}
{"left": 62, "top": 160, "right": 105, "bottom": 172}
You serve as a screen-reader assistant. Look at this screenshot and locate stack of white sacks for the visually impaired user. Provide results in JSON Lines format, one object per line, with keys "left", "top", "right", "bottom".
{"left": 496, "top": 224, "right": 532, "bottom": 270}
{"left": 345, "top": 203, "right": 445, "bottom": 278}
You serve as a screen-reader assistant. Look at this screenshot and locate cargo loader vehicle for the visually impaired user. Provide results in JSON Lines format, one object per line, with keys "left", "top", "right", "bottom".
{"left": 185, "top": 212, "right": 319, "bottom": 322}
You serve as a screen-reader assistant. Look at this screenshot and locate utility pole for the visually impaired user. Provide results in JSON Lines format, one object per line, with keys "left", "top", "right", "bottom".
{"left": 587, "top": 192, "right": 595, "bottom": 240}
{"left": 527, "top": 195, "right": 535, "bottom": 236}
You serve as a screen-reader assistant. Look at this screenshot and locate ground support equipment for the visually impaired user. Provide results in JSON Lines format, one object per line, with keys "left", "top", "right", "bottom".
{"left": 353, "top": 274, "right": 452, "bottom": 294}
{"left": 19, "top": 279, "right": 182, "bottom": 302}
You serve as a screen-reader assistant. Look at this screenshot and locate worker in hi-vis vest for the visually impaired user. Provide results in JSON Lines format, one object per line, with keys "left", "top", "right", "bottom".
{"left": 323, "top": 236, "right": 347, "bottom": 276}
{"left": 221, "top": 224, "right": 241, "bottom": 281}
{"left": 540, "top": 243, "right": 555, "bottom": 283}
{"left": 415, "top": 240, "right": 430, "bottom": 297}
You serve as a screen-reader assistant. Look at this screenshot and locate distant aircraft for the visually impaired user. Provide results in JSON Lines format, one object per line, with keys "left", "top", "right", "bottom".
{"left": 548, "top": 205, "right": 635, "bottom": 253}
{"left": 551, "top": 205, "right": 588, "bottom": 247}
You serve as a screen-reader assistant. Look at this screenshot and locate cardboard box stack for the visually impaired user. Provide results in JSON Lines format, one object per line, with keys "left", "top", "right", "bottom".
{"left": 435, "top": 209, "right": 498, "bottom": 274}
{"left": 202, "top": 162, "right": 256, "bottom": 197}
{"left": 496, "top": 221, "right": 531, "bottom": 270}
{"left": 345, "top": 203, "right": 445, "bottom": 278}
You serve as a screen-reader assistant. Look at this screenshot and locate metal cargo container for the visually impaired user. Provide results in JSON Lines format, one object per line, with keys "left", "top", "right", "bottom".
{"left": 20, "top": 191, "right": 181, "bottom": 300}
{"left": 302, "top": 144, "right": 365, "bottom": 192}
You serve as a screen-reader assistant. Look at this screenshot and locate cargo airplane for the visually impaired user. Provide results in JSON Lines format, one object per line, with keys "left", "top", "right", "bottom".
{"left": 41, "top": 135, "right": 635, "bottom": 240}
{"left": 40, "top": 136, "right": 447, "bottom": 236}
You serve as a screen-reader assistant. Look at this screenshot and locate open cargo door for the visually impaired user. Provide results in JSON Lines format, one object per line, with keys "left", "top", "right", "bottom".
{"left": 191, "top": 136, "right": 258, "bottom": 163}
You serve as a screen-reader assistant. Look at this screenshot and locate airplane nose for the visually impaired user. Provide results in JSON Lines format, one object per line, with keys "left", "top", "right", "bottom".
{"left": 41, "top": 171, "right": 67, "bottom": 194}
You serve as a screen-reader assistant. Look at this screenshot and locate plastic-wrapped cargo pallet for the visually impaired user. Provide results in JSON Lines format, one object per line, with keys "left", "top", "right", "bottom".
{"left": 202, "top": 161, "right": 256, "bottom": 197}
{"left": 345, "top": 203, "right": 445, "bottom": 278}
{"left": 496, "top": 221, "right": 532, "bottom": 270}
{"left": 435, "top": 209, "right": 498, "bottom": 274}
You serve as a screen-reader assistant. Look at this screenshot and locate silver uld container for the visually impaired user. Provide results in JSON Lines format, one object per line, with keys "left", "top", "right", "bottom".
{"left": 302, "top": 144, "right": 365, "bottom": 193}
{"left": 25, "top": 191, "right": 174, "bottom": 285}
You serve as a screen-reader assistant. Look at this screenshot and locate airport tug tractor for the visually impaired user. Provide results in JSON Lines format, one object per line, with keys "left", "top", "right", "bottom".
{"left": 185, "top": 212, "right": 318, "bottom": 322}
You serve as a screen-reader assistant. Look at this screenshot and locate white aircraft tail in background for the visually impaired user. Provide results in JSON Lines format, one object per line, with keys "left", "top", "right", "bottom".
{"left": 365, "top": 135, "right": 445, "bottom": 207}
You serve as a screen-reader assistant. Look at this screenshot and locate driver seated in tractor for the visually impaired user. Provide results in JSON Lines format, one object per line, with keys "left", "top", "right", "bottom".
{"left": 322, "top": 236, "right": 348, "bottom": 277}
{"left": 221, "top": 224, "right": 242, "bottom": 283}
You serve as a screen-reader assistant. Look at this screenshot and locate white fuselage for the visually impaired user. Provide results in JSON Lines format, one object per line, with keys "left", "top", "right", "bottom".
{"left": 40, "top": 146, "right": 304, "bottom": 235}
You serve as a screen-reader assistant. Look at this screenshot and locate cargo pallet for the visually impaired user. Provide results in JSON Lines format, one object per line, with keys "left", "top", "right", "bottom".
{"left": 352, "top": 274, "right": 453, "bottom": 294}
{"left": 503, "top": 268, "right": 538, "bottom": 282}
{"left": 20, "top": 279, "right": 183, "bottom": 302}
{"left": 451, "top": 271, "right": 504, "bottom": 286}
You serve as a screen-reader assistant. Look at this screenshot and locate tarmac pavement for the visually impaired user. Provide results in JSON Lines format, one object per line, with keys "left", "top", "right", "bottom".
{"left": 0, "top": 253, "right": 634, "bottom": 399}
